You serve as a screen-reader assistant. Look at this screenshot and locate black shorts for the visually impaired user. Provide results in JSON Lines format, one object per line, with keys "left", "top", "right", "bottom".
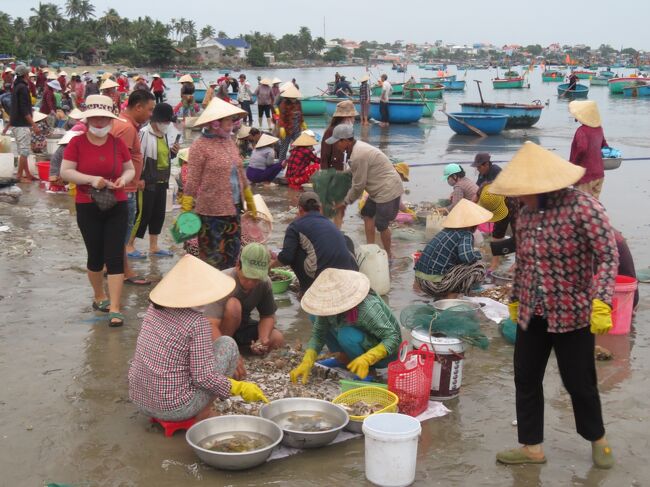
{"left": 492, "top": 212, "right": 512, "bottom": 239}
{"left": 258, "top": 104, "right": 272, "bottom": 119}
{"left": 233, "top": 319, "right": 259, "bottom": 346}
{"left": 360, "top": 196, "right": 401, "bottom": 231}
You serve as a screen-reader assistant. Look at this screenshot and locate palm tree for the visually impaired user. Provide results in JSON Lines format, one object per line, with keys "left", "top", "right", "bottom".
{"left": 79, "top": 0, "right": 96, "bottom": 21}
{"left": 200, "top": 25, "right": 215, "bottom": 40}
{"left": 65, "top": 0, "right": 82, "bottom": 18}
{"left": 29, "top": 2, "right": 53, "bottom": 34}
{"left": 186, "top": 20, "right": 197, "bottom": 39}
{"left": 101, "top": 8, "right": 121, "bottom": 42}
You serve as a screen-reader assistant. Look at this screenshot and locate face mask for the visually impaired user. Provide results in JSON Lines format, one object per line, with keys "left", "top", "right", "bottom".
{"left": 157, "top": 122, "right": 171, "bottom": 134}
{"left": 88, "top": 125, "right": 111, "bottom": 137}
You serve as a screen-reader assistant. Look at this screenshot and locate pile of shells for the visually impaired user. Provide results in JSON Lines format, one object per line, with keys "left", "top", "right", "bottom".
{"left": 211, "top": 343, "right": 342, "bottom": 417}
{"left": 474, "top": 284, "right": 512, "bottom": 304}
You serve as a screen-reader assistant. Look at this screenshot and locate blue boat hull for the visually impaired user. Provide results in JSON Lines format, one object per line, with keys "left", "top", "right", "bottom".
{"left": 447, "top": 112, "right": 509, "bottom": 135}
{"left": 622, "top": 84, "right": 650, "bottom": 97}
{"left": 558, "top": 83, "right": 589, "bottom": 98}
{"left": 324, "top": 98, "right": 424, "bottom": 123}
{"left": 460, "top": 103, "right": 543, "bottom": 128}
{"left": 440, "top": 80, "right": 466, "bottom": 91}
{"left": 193, "top": 89, "right": 206, "bottom": 103}
{"left": 421, "top": 75, "right": 457, "bottom": 83}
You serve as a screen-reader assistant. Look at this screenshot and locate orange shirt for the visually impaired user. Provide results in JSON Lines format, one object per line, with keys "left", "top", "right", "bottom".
{"left": 111, "top": 111, "right": 143, "bottom": 193}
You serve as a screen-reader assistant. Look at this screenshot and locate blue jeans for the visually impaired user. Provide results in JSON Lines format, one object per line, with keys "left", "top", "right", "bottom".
{"left": 125, "top": 192, "right": 137, "bottom": 244}
{"left": 324, "top": 326, "right": 395, "bottom": 368}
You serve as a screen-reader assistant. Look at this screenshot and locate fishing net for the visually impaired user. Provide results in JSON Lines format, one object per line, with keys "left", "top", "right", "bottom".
{"left": 400, "top": 304, "right": 489, "bottom": 349}
{"left": 310, "top": 169, "right": 352, "bottom": 217}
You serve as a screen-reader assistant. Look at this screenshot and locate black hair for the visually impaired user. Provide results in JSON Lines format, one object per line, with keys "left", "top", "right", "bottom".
{"left": 127, "top": 89, "right": 155, "bottom": 108}
{"left": 249, "top": 127, "right": 261, "bottom": 137}
{"left": 301, "top": 198, "right": 321, "bottom": 212}
{"left": 452, "top": 168, "right": 466, "bottom": 179}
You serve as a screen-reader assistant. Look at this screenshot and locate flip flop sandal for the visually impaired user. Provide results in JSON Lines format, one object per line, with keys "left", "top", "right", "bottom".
{"left": 127, "top": 250, "right": 147, "bottom": 260}
{"left": 150, "top": 249, "right": 174, "bottom": 257}
{"left": 496, "top": 448, "right": 547, "bottom": 465}
{"left": 125, "top": 276, "right": 152, "bottom": 286}
{"left": 108, "top": 312, "right": 125, "bottom": 327}
{"left": 92, "top": 299, "right": 110, "bottom": 312}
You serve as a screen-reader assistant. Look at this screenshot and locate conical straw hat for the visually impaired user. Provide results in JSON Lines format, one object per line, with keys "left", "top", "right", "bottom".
{"left": 291, "top": 132, "right": 318, "bottom": 147}
{"left": 279, "top": 81, "right": 294, "bottom": 92}
{"left": 236, "top": 125, "right": 252, "bottom": 139}
{"left": 272, "top": 77, "right": 282, "bottom": 84}
{"left": 260, "top": 78, "right": 272, "bottom": 86}
{"left": 100, "top": 79, "right": 118, "bottom": 90}
{"left": 443, "top": 198, "right": 493, "bottom": 228}
{"left": 33, "top": 112, "right": 48, "bottom": 123}
{"left": 178, "top": 74, "right": 194, "bottom": 83}
{"left": 333, "top": 100, "right": 358, "bottom": 117}
{"left": 194, "top": 97, "right": 246, "bottom": 126}
{"left": 569, "top": 100, "right": 601, "bottom": 128}
{"left": 490, "top": 141, "right": 585, "bottom": 197}
{"left": 68, "top": 108, "right": 84, "bottom": 120}
{"left": 255, "top": 133, "right": 279, "bottom": 149}
{"left": 301, "top": 268, "right": 370, "bottom": 316}
{"left": 477, "top": 184, "right": 508, "bottom": 222}
{"left": 149, "top": 255, "right": 236, "bottom": 308}
{"left": 280, "top": 85, "right": 302, "bottom": 99}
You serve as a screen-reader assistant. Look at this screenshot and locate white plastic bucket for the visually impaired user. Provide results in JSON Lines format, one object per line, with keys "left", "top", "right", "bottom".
{"left": 356, "top": 244, "right": 390, "bottom": 295}
{"left": 0, "top": 152, "right": 14, "bottom": 177}
{"left": 410, "top": 329, "right": 465, "bottom": 400}
{"left": 165, "top": 188, "right": 174, "bottom": 212}
{"left": 363, "top": 413, "right": 421, "bottom": 487}
{"left": 46, "top": 138, "right": 59, "bottom": 155}
{"left": 27, "top": 155, "right": 38, "bottom": 176}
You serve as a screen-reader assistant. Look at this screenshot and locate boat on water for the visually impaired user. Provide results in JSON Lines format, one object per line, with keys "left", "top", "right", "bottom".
{"left": 301, "top": 96, "right": 327, "bottom": 116}
{"left": 542, "top": 70, "right": 565, "bottom": 82}
{"left": 572, "top": 70, "right": 596, "bottom": 79}
{"left": 622, "top": 82, "right": 650, "bottom": 97}
{"left": 492, "top": 77, "right": 526, "bottom": 89}
{"left": 370, "top": 82, "right": 405, "bottom": 97}
{"left": 439, "top": 80, "right": 466, "bottom": 91}
{"left": 460, "top": 102, "right": 544, "bottom": 128}
{"left": 590, "top": 76, "right": 610, "bottom": 86}
{"left": 420, "top": 75, "right": 457, "bottom": 83}
{"left": 396, "top": 65, "right": 407, "bottom": 73}
{"left": 323, "top": 97, "right": 424, "bottom": 123}
{"left": 402, "top": 83, "right": 444, "bottom": 100}
{"left": 178, "top": 72, "right": 202, "bottom": 82}
{"left": 159, "top": 71, "right": 175, "bottom": 78}
{"left": 608, "top": 77, "right": 645, "bottom": 94}
{"left": 557, "top": 83, "right": 589, "bottom": 98}
{"left": 446, "top": 112, "right": 509, "bottom": 135}
{"left": 598, "top": 70, "right": 616, "bottom": 79}
{"left": 193, "top": 88, "right": 207, "bottom": 103}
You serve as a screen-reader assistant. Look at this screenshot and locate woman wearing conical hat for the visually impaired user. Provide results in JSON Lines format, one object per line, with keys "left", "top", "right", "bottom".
{"left": 490, "top": 142, "right": 618, "bottom": 469}
{"left": 284, "top": 131, "right": 321, "bottom": 190}
{"left": 568, "top": 100, "right": 609, "bottom": 199}
{"left": 414, "top": 199, "right": 491, "bottom": 297}
{"left": 290, "top": 269, "right": 401, "bottom": 384}
{"left": 129, "top": 255, "right": 268, "bottom": 422}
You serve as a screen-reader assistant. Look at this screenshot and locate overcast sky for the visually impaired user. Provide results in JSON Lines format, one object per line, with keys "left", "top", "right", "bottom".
{"left": 4, "top": 0, "right": 649, "bottom": 50}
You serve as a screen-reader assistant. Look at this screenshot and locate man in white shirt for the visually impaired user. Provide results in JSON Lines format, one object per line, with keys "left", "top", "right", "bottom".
{"left": 238, "top": 74, "right": 253, "bottom": 126}
{"left": 379, "top": 74, "right": 392, "bottom": 127}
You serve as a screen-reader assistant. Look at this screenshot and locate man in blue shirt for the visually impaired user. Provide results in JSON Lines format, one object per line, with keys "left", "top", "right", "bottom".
{"left": 272, "top": 192, "right": 358, "bottom": 293}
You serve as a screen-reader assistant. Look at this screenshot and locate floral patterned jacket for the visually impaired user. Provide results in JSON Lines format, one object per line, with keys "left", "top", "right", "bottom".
{"left": 511, "top": 188, "right": 619, "bottom": 333}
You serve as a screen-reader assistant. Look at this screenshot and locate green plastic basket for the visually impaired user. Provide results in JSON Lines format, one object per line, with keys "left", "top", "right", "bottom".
{"left": 170, "top": 212, "right": 201, "bottom": 243}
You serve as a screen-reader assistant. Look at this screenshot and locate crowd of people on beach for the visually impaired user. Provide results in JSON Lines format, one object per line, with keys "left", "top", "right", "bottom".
{"left": 3, "top": 59, "right": 639, "bottom": 471}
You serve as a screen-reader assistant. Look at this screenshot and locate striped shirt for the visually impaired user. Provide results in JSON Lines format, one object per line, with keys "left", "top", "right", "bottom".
{"left": 128, "top": 305, "right": 231, "bottom": 412}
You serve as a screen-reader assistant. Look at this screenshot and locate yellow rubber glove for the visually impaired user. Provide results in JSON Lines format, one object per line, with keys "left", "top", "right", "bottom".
{"left": 180, "top": 195, "right": 194, "bottom": 212}
{"left": 347, "top": 343, "right": 388, "bottom": 379}
{"left": 300, "top": 121, "right": 308, "bottom": 130}
{"left": 508, "top": 301, "right": 519, "bottom": 322}
{"left": 243, "top": 186, "right": 257, "bottom": 218}
{"left": 590, "top": 299, "right": 613, "bottom": 335}
{"left": 290, "top": 349, "right": 317, "bottom": 384}
{"left": 229, "top": 379, "right": 269, "bottom": 403}
{"left": 279, "top": 127, "right": 286, "bottom": 139}
{"left": 274, "top": 107, "right": 280, "bottom": 116}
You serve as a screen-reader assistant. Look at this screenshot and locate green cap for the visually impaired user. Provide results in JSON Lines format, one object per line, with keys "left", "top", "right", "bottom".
{"left": 240, "top": 243, "right": 270, "bottom": 280}
{"left": 443, "top": 163, "right": 463, "bottom": 181}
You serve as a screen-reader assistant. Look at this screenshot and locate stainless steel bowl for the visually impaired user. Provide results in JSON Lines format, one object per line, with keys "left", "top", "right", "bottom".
{"left": 432, "top": 298, "right": 481, "bottom": 313}
{"left": 259, "top": 398, "right": 349, "bottom": 449}
{"left": 604, "top": 157, "right": 622, "bottom": 170}
{"left": 185, "top": 415, "right": 283, "bottom": 470}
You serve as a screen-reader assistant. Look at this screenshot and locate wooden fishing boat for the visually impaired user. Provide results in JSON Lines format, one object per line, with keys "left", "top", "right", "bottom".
{"left": 159, "top": 71, "right": 176, "bottom": 78}
{"left": 622, "top": 82, "right": 650, "bottom": 97}
{"left": 420, "top": 100, "right": 436, "bottom": 118}
{"left": 572, "top": 70, "right": 596, "bottom": 79}
{"left": 402, "top": 83, "right": 444, "bottom": 99}
{"left": 492, "top": 77, "right": 525, "bottom": 89}
{"left": 301, "top": 96, "right": 328, "bottom": 116}
{"left": 460, "top": 102, "right": 544, "bottom": 128}
{"left": 503, "top": 71, "right": 519, "bottom": 78}
{"left": 420, "top": 75, "right": 457, "bottom": 83}
{"left": 558, "top": 83, "right": 589, "bottom": 97}
{"left": 542, "top": 70, "right": 564, "bottom": 82}
{"left": 608, "top": 77, "right": 643, "bottom": 94}
{"left": 590, "top": 76, "right": 610, "bottom": 86}
{"left": 370, "top": 82, "right": 405, "bottom": 97}
{"left": 446, "top": 112, "right": 509, "bottom": 135}
{"left": 324, "top": 97, "right": 424, "bottom": 123}
{"left": 439, "top": 80, "right": 466, "bottom": 91}
{"left": 599, "top": 70, "right": 616, "bottom": 79}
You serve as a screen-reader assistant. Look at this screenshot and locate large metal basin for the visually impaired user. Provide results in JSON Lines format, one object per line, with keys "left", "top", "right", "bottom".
{"left": 432, "top": 299, "right": 481, "bottom": 313}
{"left": 185, "top": 415, "right": 283, "bottom": 470}
{"left": 259, "top": 398, "right": 349, "bottom": 449}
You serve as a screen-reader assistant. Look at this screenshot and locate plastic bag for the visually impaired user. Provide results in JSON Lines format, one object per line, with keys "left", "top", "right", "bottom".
{"left": 310, "top": 169, "right": 352, "bottom": 217}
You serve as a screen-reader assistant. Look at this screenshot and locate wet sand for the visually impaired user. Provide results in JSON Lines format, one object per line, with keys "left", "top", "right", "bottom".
{"left": 2, "top": 65, "right": 650, "bottom": 485}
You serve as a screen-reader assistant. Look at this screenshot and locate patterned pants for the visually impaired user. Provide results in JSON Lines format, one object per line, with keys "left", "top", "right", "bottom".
{"left": 198, "top": 212, "right": 241, "bottom": 270}
{"left": 416, "top": 261, "right": 487, "bottom": 296}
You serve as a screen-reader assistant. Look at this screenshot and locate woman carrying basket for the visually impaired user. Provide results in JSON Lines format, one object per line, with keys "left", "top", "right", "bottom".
{"left": 181, "top": 98, "right": 257, "bottom": 270}
{"left": 289, "top": 269, "right": 401, "bottom": 383}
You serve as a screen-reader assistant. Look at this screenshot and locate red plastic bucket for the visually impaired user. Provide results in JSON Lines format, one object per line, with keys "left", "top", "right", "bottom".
{"left": 610, "top": 275, "right": 637, "bottom": 335}
{"left": 36, "top": 161, "right": 50, "bottom": 181}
